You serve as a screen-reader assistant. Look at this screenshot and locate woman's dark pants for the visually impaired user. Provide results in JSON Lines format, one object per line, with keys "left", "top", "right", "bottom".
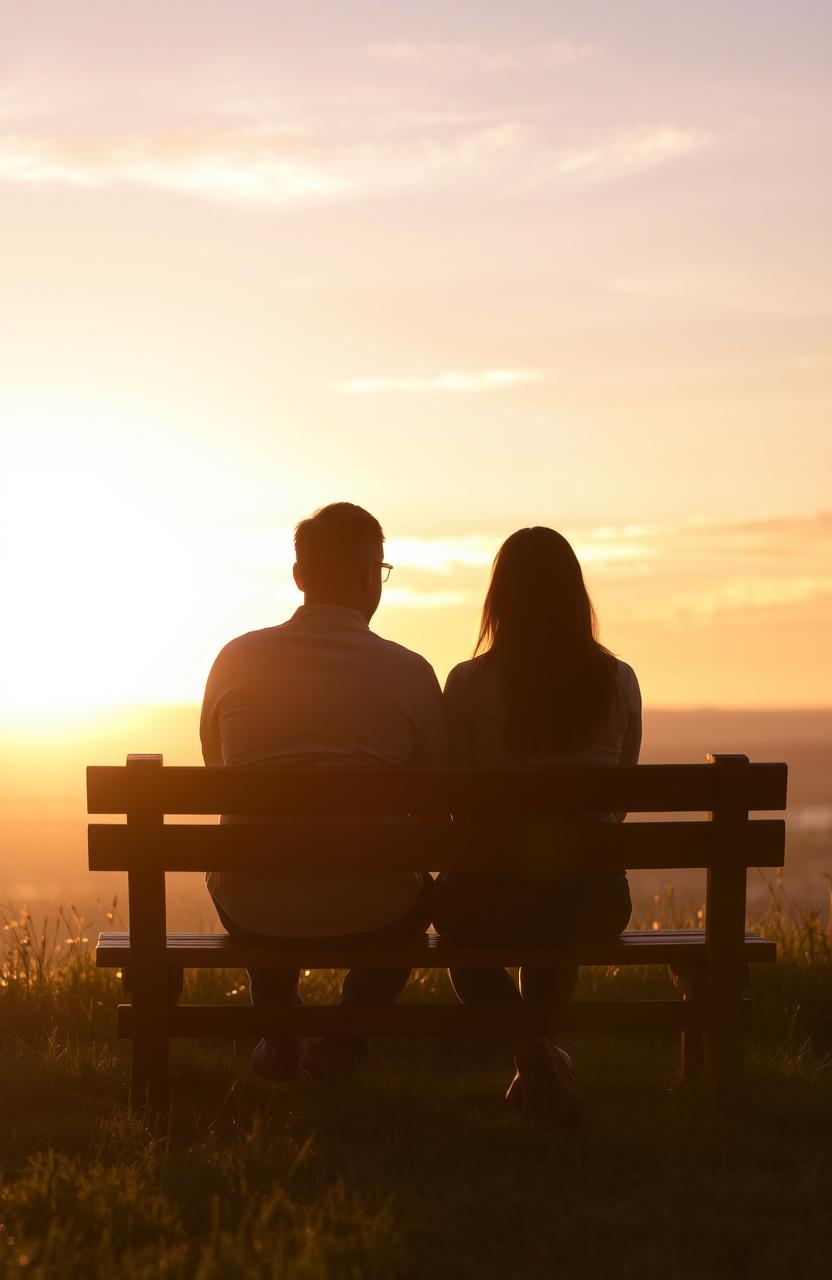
{"left": 432, "top": 870, "right": 632, "bottom": 1016}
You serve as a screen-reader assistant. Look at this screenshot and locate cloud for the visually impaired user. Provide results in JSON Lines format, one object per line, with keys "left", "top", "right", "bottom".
{"left": 385, "top": 537, "right": 496, "bottom": 575}
{"left": 553, "top": 127, "right": 714, "bottom": 182}
{"left": 0, "top": 115, "right": 713, "bottom": 208}
{"left": 128, "top": 151, "right": 340, "bottom": 202}
{"left": 365, "top": 39, "right": 595, "bottom": 74}
{"left": 339, "top": 369, "right": 545, "bottom": 395}
{"left": 0, "top": 117, "right": 525, "bottom": 204}
{"left": 664, "top": 574, "right": 832, "bottom": 620}
{"left": 381, "top": 586, "right": 473, "bottom": 610}
{"left": 583, "top": 508, "right": 832, "bottom": 564}
{"left": 582, "top": 510, "right": 832, "bottom": 623}
{"left": 0, "top": 127, "right": 345, "bottom": 202}
{"left": 674, "top": 509, "right": 832, "bottom": 557}
{"left": 0, "top": 136, "right": 92, "bottom": 185}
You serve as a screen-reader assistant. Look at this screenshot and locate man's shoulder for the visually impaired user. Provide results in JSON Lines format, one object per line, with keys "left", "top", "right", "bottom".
{"left": 210, "top": 623, "right": 290, "bottom": 666}
{"left": 367, "top": 631, "right": 437, "bottom": 680}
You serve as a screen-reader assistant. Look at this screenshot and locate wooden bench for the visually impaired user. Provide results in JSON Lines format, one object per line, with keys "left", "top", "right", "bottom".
{"left": 87, "top": 752, "right": 787, "bottom": 1116}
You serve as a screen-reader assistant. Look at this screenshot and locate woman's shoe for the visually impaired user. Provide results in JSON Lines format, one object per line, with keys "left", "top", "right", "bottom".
{"left": 508, "top": 1040, "right": 583, "bottom": 1126}
{"left": 506, "top": 1045, "right": 575, "bottom": 1110}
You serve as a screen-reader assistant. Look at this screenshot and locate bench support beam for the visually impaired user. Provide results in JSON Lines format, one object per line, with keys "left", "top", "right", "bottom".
{"left": 125, "top": 756, "right": 172, "bottom": 1117}
{"left": 704, "top": 755, "right": 751, "bottom": 1115}
{"left": 117, "top": 997, "right": 732, "bottom": 1039}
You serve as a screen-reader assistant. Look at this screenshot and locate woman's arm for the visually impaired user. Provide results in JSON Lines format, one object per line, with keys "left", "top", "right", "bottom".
{"left": 615, "top": 665, "right": 643, "bottom": 820}
{"left": 620, "top": 705, "right": 642, "bottom": 768}
{"left": 443, "top": 664, "right": 473, "bottom": 767}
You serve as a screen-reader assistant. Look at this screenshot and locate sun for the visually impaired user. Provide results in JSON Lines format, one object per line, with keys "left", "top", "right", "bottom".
{"left": 0, "top": 388, "right": 228, "bottom": 723}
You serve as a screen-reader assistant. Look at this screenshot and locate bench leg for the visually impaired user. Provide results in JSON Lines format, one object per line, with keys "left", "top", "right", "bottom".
{"left": 124, "top": 967, "right": 182, "bottom": 1117}
{"left": 703, "top": 965, "right": 749, "bottom": 1116}
{"left": 131, "top": 1010, "right": 169, "bottom": 1116}
{"left": 669, "top": 965, "right": 705, "bottom": 1080}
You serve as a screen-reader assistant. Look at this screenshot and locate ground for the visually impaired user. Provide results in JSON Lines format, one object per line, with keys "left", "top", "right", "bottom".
{"left": 0, "top": 900, "right": 830, "bottom": 1280}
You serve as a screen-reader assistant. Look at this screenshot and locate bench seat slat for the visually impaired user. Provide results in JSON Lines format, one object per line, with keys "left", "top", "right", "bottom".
{"left": 96, "top": 928, "right": 776, "bottom": 969}
{"left": 87, "top": 762, "right": 788, "bottom": 816}
{"left": 88, "top": 818, "right": 785, "bottom": 872}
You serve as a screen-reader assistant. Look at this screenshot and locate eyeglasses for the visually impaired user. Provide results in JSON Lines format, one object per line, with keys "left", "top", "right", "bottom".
{"left": 376, "top": 562, "right": 394, "bottom": 583}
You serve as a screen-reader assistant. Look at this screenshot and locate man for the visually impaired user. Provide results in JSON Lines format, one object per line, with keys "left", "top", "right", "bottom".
{"left": 200, "top": 502, "right": 447, "bottom": 1078}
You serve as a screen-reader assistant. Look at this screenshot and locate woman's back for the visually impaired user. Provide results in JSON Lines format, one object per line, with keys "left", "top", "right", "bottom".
{"left": 445, "top": 653, "right": 642, "bottom": 769}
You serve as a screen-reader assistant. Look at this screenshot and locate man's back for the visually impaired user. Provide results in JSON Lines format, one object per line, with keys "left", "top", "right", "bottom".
{"left": 200, "top": 603, "right": 447, "bottom": 938}
{"left": 201, "top": 604, "right": 446, "bottom": 771}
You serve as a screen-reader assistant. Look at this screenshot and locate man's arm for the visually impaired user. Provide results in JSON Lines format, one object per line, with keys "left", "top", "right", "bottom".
{"left": 199, "top": 656, "right": 224, "bottom": 767}
{"left": 409, "top": 666, "right": 450, "bottom": 830}
{"left": 412, "top": 665, "right": 450, "bottom": 769}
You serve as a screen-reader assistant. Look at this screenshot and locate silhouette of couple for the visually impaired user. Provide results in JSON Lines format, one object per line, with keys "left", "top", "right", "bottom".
{"left": 201, "top": 502, "right": 641, "bottom": 1117}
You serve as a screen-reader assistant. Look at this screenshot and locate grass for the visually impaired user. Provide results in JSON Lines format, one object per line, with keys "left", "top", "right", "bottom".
{"left": 1, "top": 886, "right": 831, "bottom": 1280}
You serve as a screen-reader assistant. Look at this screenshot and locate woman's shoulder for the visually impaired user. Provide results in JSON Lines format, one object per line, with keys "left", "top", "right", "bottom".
{"left": 444, "top": 653, "right": 497, "bottom": 702}
{"left": 612, "top": 658, "right": 642, "bottom": 709}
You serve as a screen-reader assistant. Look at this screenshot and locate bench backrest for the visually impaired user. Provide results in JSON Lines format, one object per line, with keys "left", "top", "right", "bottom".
{"left": 88, "top": 754, "right": 787, "bottom": 876}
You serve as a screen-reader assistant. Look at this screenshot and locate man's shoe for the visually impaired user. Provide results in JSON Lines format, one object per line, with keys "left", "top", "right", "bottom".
{"left": 252, "top": 1037, "right": 304, "bottom": 1081}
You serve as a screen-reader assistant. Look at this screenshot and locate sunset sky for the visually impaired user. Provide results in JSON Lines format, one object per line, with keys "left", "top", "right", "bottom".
{"left": 2, "top": 0, "right": 831, "bottom": 722}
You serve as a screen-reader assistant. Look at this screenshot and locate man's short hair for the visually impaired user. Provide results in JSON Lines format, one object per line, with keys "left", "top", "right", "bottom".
{"left": 294, "top": 503, "right": 384, "bottom": 590}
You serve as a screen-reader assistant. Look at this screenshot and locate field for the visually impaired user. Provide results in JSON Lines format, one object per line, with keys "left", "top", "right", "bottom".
{"left": 1, "top": 888, "right": 831, "bottom": 1280}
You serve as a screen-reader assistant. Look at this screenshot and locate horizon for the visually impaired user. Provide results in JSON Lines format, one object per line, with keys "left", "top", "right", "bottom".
{"left": 5, "top": 699, "right": 832, "bottom": 743}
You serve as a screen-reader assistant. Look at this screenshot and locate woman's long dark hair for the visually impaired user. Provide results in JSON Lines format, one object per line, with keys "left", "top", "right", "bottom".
{"left": 475, "top": 527, "right": 618, "bottom": 755}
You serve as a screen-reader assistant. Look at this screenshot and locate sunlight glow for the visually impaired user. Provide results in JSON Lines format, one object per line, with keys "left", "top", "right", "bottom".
{"left": 0, "top": 390, "right": 243, "bottom": 715}
{"left": 339, "top": 369, "right": 544, "bottom": 394}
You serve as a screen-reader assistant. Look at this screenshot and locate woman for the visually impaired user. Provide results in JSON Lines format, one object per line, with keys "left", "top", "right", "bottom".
{"left": 432, "top": 526, "right": 641, "bottom": 1123}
